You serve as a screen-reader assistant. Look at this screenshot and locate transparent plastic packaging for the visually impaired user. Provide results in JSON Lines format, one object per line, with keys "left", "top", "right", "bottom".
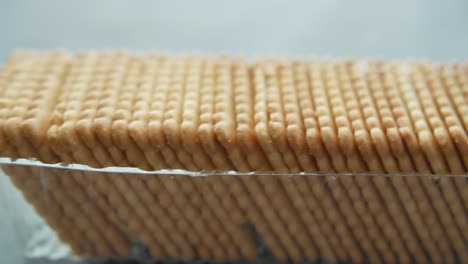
{"left": 1, "top": 158, "right": 467, "bottom": 264}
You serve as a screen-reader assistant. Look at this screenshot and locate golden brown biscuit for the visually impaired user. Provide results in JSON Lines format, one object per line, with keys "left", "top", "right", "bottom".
{"left": 0, "top": 51, "right": 466, "bottom": 263}
{"left": 198, "top": 59, "right": 234, "bottom": 170}
{"left": 391, "top": 62, "right": 467, "bottom": 260}
{"left": 278, "top": 60, "right": 317, "bottom": 171}
{"left": 179, "top": 56, "right": 215, "bottom": 170}
{"left": 388, "top": 62, "right": 466, "bottom": 262}
{"left": 335, "top": 60, "right": 416, "bottom": 263}
{"left": 252, "top": 61, "right": 289, "bottom": 172}
{"left": 213, "top": 57, "right": 252, "bottom": 172}
{"left": 233, "top": 58, "right": 271, "bottom": 171}
{"left": 128, "top": 54, "right": 170, "bottom": 170}
{"left": 369, "top": 61, "right": 454, "bottom": 262}
{"left": 366, "top": 61, "right": 447, "bottom": 262}
{"left": 308, "top": 60, "right": 389, "bottom": 263}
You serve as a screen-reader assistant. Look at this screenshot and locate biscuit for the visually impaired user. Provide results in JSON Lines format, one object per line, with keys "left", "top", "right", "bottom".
{"left": 334, "top": 60, "right": 415, "bottom": 263}
{"left": 391, "top": 62, "right": 467, "bottom": 260}
{"left": 303, "top": 63, "right": 335, "bottom": 172}
{"left": 4, "top": 166, "right": 92, "bottom": 255}
{"left": 198, "top": 59, "right": 234, "bottom": 170}
{"left": 252, "top": 61, "right": 289, "bottom": 172}
{"left": 256, "top": 176, "right": 305, "bottom": 263}
{"left": 162, "top": 57, "right": 199, "bottom": 171}
{"left": 413, "top": 64, "right": 464, "bottom": 173}
{"left": 213, "top": 57, "right": 252, "bottom": 172}
{"left": 0, "top": 52, "right": 127, "bottom": 256}
{"left": 233, "top": 58, "right": 271, "bottom": 171}
{"left": 391, "top": 65, "right": 466, "bottom": 262}
{"left": 127, "top": 54, "right": 170, "bottom": 170}
{"left": 235, "top": 175, "right": 290, "bottom": 262}
{"left": 358, "top": 72, "right": 424, "bottom": 263}
{"left": 146, "top": 57, "right": 184, "bottom": 169}
{"left": 279, "top": 60, "right": 317, "bottom": 171}
{"left": 263, "top": 59, "right": 301, "bottom": 173}
{"left": 366, "top": 61, "right": 445, "bottom": 262}
{"left": 260, "top": 60, "right": 333, "bottom": 261}
{"left": 0, "top": 51, "right": 68, "bottom": 162}
{"left": 179, "top": 56, "right": 215, "bottom": 170}
{"left": 0, "top": 51, "right": 466, "bottom": 264}
{"left": 282, "top": 62, "right": 346, "bottom": 261}
{"left": 308, "top": 59, "right": 389, "bottom": 263}
{"left": 322, "top": 61, "right": 388, "bottom": 262}
{"left": 310, "top": 60, "right": 348, "bottom": 172}
{"left": 408, "top": 63, "right": 466, "bottom": 226}
{"left": 419, "top": 63, "right": 468, "bottom": 217}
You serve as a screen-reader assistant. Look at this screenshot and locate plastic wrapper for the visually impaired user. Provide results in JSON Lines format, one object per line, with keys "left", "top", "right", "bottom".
{"left": 1, "top": 158, "right": 467, "bottom": 264}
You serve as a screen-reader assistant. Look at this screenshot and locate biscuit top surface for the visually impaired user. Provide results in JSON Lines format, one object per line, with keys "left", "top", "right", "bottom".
{"left": 0, "top": 50, "right": 466, "bottom": 174}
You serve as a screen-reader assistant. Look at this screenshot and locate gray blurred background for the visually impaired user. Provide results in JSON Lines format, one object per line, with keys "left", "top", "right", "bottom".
{"left": 1, "top": 0, "right": 467, "bottom": 263}
{"left": 1, "top": 0, "right": 468, "bottom": 61}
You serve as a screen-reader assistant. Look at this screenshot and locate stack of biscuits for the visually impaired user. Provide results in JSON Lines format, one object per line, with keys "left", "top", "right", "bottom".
{"left": 0, "top": 50, "right": 466, "bottom": 264}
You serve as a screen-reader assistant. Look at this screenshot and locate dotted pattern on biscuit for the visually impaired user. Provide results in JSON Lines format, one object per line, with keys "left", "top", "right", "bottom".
{"left": 0, "top": 51, "right": 466, "bottom": 264}
{"left": 367, "top": 61, "right": 451, "bottom": 262}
